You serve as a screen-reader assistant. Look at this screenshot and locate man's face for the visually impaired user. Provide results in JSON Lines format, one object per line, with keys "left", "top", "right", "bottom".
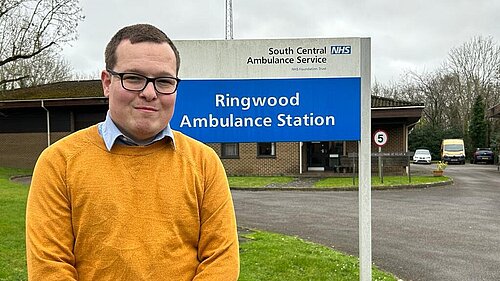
{"left": 101, "top": 40, "right": 177, "bottom": 143}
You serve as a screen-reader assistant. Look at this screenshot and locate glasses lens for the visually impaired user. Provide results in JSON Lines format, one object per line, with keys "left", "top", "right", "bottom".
{"left": 122, "top": 74, "right": 147, "bottom": 91}
{"left": 155, "top": 78, "right": 177, "bottom": 94}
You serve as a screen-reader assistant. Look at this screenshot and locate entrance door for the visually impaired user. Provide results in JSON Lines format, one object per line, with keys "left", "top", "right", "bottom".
{"left": 306, "top": 142, "right": 345, "bottom": 172}
{"left": 307, "top": 142, "right": 329, "bottom": 171}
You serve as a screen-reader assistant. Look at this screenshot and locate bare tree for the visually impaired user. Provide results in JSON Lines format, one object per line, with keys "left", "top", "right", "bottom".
{"left": 72, "top": 70, "right": 101, "bottom": 81}
{"left": 445, "top": 36, "right": 500, "bottom": 119}
{"left": 376, "top": 36, "right": 500, "bottom": 153}
{"left": 0, "top": 0, "right": 84, "bottom": 87}
{"left": 392, "top": 37, "right": 500, "bottom": 133}
{"left": 373, "top": 69, "right": 455, "bottom": 130}
{"left": 0, "top": 47, "right": 73, "bottom": 90}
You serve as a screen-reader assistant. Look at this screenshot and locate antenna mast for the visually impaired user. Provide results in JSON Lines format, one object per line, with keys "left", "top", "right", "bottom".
{"left": 225, "top": 0, "right": 233, "bottom": 40}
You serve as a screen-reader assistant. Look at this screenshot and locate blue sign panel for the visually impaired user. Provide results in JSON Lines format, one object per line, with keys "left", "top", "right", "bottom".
{"left": 171, "top": 77, "right": 360, "bottom": 143}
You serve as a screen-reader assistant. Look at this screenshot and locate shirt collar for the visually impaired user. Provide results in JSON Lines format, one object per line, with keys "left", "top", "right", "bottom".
{"left": 98, "top": 111, "right": 175, "bottom": 151}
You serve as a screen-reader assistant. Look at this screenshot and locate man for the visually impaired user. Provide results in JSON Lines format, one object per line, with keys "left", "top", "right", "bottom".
{"left": 26, "top": 24, "right": 240, "bottom": 280}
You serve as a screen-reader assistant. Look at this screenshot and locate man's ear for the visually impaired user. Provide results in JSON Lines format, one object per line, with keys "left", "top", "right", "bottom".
{"left": 101, "top": 70, "right": 111, "bottom": 98}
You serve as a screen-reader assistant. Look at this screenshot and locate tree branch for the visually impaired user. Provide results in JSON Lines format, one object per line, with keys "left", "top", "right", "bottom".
{"left": 0, "top": 41, "right": 56, "bottom": 67}
{"left": 0, "top": 75, "right": 29, "bottom": 86}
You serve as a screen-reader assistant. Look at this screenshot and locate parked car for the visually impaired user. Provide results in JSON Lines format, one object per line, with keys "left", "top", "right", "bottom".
{"left": 471, "top": 148, "right": 495, "bottom": 164}
{"left": 413, "top": 149, "right": 432, "bottom": 164}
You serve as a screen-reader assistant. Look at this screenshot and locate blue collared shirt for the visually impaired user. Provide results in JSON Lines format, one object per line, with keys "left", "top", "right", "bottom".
{"left": 97, "top": 111, "right": 175, "bottom": 151}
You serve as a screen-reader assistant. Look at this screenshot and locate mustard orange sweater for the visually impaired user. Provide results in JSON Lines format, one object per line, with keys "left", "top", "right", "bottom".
{"left": 26, "top": 125, "right": 239, "bottom": 280}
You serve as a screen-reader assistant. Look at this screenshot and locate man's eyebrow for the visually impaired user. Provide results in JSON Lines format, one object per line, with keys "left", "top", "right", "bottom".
{"left": 123, "top": 68, "right": 175, "bottom": 77}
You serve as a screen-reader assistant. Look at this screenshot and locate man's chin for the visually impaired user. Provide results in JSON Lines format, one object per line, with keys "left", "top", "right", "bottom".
{"left": 132, "top": 126, "right": 161, "bottom": 141}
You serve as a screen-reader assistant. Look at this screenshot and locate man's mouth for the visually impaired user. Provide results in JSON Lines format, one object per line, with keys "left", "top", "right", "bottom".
{"left": 135, "top": 105, "right": 158, "bottom": 112}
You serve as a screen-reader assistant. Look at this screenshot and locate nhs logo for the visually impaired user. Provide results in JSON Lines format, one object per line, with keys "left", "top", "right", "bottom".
{"left": 330, "top": 45, "right": 351, "bottom": 55}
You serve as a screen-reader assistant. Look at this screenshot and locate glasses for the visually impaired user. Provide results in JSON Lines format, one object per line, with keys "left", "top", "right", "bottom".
{"left": 107, "top": 69, "right": 180, "bottom": 95}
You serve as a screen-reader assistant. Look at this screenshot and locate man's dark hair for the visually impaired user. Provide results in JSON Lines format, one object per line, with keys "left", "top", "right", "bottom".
{"left": 105, "top": 23, "right": 180, "bottom": 74}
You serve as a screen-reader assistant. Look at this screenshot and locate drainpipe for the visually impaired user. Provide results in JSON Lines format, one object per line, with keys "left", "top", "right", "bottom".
{"left": 299, "top": 142, "right": 303, "bottom": 174}
{"left": 404, "top": 124, "right": 409, "bottom": 175}
{"left": 41, "top": 100, "right": 51, "bottom": 147}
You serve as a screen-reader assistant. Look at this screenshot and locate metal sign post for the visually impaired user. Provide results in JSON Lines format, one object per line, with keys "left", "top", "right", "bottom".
{"left": 359, "top": 38, "right": 372, "bottom": 281}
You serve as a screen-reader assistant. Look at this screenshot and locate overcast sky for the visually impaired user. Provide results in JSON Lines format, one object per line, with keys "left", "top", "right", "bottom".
{"left": 62, "top": 0, "right": 500, "bottom": 85}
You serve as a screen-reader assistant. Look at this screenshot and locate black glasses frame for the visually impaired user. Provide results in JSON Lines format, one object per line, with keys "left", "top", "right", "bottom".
{"left": 107, "top": 69, "right": 181, "bottom": 95}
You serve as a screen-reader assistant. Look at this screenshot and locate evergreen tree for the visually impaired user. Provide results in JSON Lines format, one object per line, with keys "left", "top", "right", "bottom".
{"left": 468, "top": 95, "right": 488, "bottom": 149}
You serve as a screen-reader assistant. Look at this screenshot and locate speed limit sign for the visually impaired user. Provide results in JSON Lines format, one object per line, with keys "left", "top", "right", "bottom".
{"left": 373, "top": 130, "right": 388, "bottom": 146}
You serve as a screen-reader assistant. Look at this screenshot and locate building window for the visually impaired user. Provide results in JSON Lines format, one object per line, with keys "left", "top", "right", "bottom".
{"left": 257, "top": 142, "right": 276, "bottom": 157}
{"left": 221, "top": 143, "right": 239, "bottom": 158}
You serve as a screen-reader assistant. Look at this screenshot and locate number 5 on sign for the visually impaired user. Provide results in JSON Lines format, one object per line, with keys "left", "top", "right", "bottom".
{"left": 373, "top": 130, "right": 388, "bottom": 147}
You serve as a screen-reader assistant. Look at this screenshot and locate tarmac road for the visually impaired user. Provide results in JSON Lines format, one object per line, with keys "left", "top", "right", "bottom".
{"left": 232, "top": 163, "right": 500, "bottom": 281}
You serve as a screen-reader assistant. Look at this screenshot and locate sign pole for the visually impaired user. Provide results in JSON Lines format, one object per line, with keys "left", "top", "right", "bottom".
{"left": 378, "top": 146, "right": 383, "bottom": 183}
{"left": 374, "top": 130, "right": 388, "bottom": 184}
{"left": 359, "top": 38, "right": 372, "bottom": 281}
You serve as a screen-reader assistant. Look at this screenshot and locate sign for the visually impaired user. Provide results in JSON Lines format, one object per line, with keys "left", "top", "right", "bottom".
{"left": 373, "top": 130, "right": 388, "bottom": 146}
{"left": 171, "top": 38, "right": 369, "bottom": 143}
{"left": 171, "top": 38, "right": 373, "bottom": 281}
{"left": 371, "top": 152, "right": 413, "bottom": 157}
{"left": 172, "top": 77, "right": 360, "bottom": 142}
{"left": 350, "top": 152, "right": 414, "bottom": 157}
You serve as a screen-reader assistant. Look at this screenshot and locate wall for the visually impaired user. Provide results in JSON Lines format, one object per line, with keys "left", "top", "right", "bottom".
{"left": 371, "top": 125, "right": 407, "bottom": 174}
{"left": 0, "top": 132, "right": 69, "bottom": 169}
{"left": 0, "top": 106, "right": 105, "bottom": 169}
{"left": 0, "top": 123, "right": 408, "bottom": 175}
{"left": 207, "top": 142, "right": 300, "bottom": 175}
{"left": 371, "top": 125, "right": 405, "bottom": 152}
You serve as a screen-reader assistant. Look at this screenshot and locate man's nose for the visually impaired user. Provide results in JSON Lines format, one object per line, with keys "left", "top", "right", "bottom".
{"left": 139, "top": 81, "right": 158, "bottom": 101}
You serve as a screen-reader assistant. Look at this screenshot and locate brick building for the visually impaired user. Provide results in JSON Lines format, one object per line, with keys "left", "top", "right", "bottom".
{"left": 0, "top": 80, "right": 424, "bottom": 175}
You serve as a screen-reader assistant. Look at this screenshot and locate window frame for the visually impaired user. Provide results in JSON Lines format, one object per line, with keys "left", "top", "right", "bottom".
{"left": 221, "top": 143, "right": 240, "bottom": 159}
{"left": 257, "top": 142, "right": 276, "bottom": 158}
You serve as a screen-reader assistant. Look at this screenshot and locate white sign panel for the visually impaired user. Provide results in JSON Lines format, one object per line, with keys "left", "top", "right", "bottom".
{"left": 174, "top": 38, "right": 361, "bottom": 79}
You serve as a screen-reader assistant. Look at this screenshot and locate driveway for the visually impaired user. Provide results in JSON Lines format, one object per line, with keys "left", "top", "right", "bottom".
{"left": 232, "top": 163, "right": 500, "bottom": 281}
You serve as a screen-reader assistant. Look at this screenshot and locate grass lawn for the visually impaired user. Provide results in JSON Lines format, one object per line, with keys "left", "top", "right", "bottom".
{"left": 1, "top": 167, "right": 399, "bottom": 280}
{"left": 240, "top": 230, "right": 398, "bottom": 281}
{"left": 315, "top": 175, "right": 450, "bottom": 188}
{"left": 228, "top": 176, "right": 295, "bottom": 187}
{"left": 228, "top": 175, "right": 450, "bottom": 189}
{"left": 0, "top": 167, "right": 31, "bottom": 280}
